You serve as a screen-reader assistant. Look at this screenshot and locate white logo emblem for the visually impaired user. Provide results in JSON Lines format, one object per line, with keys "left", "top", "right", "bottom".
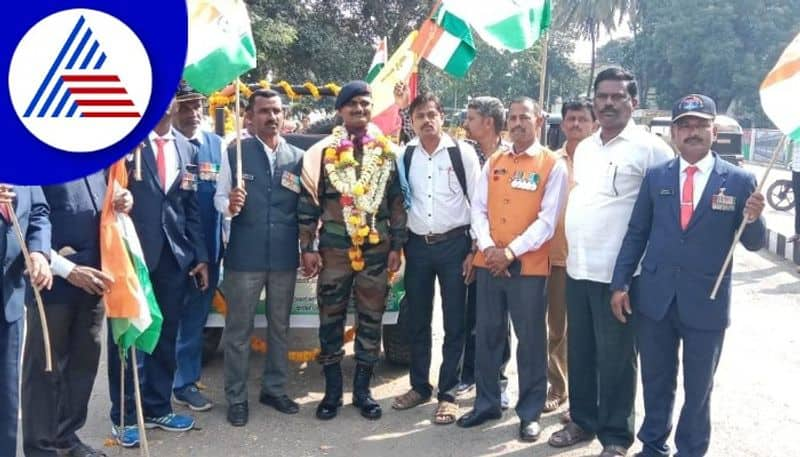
{"left": 8, "top": 9, "right": 152, "bottom": 153}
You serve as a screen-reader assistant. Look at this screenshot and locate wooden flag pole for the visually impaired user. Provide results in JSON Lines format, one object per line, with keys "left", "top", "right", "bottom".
{"left": 130, "top": 348, "right": 151, "bottom": 457}
{"left": 234, "top": 78, "right": 244, "bottom": 189}
{"left": 5, "top": 201, "right": 52, "bottom": 371}
{"left": 710, "top": 135, "right": 786, "bottom": 299}
{"left": 538, "top": 31, "right": 550, "bottom": 110}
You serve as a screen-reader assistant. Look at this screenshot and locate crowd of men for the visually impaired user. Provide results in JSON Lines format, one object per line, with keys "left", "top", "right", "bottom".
{"left": 0, "top": 66, "right": 766, "bottom": 457}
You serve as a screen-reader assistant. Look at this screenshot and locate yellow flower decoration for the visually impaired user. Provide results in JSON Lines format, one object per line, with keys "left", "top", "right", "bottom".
{"left": 324, "top": 82, "right": 341, "bottom": 95}
{"left": 276, "top": 80, "right": 297, "bottom": 100}
{"left": 352, "top": 259, "right": 365, "bottom": 271}
{"left": 303, "top": 81, "right": 321, "bottom": 100}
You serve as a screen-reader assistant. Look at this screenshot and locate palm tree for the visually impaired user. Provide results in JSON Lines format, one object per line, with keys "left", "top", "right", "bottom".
{"left": 554, "top": 0, "right": 638, "bottom": 95}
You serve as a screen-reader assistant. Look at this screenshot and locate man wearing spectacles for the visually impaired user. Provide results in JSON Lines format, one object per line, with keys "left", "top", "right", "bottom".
{"left": 548, "top": 67, "right": 673, "bottom": 457}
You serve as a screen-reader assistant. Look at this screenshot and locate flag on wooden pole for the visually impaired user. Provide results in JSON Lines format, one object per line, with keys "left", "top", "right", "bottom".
{"left": 760, "top": 32, "right": 800, "bottom": 140}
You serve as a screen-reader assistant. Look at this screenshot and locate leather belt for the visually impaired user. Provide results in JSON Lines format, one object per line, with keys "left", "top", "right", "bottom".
{"left": 411, "top": 225, "right": 470, "bottom": 245}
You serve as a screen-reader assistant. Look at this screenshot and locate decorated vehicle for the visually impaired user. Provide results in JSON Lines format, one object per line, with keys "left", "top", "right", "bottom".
{"left": 202, "top": 81, "right": 410, "bottom": 366}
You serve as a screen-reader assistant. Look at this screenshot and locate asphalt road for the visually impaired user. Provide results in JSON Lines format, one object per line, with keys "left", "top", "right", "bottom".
{"left": 28, "top": 246, "right": 800, "bottom": 457}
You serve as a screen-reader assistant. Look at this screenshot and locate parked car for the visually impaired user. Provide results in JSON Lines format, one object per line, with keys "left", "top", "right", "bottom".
{"left": 648, "top": 115, "right": 744, "bottom": 165}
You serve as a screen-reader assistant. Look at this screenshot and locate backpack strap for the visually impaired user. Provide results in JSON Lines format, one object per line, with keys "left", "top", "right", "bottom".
{"left": 403, "top": 145, "right": 415, "bottom": 179}
{"left": 447, "top": 142, "right": 469, "bottom": 202}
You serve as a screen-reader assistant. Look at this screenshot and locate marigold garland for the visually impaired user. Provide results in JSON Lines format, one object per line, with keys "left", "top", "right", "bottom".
{"left": 276, "top": 80, "right": 297, "bottom": 100}
{"left": 324, "top": 126, "right": 395, "bottom": 270}
{"left": 303, "top": 81, "right": 321, "bottom": 100}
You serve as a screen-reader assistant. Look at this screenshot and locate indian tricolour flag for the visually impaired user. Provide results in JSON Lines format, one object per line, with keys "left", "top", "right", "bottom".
{"left": 101, "top": 161, "right": 162, "bottom": 354}
{"left": 366, "top": 37, "right": 388, "bottom": 83}
{"left": 442, "top": 0, "right": 551, "bottom": 52}
{"left": 183, "top": 0, "right": 257, "bottom": 95}
{"left": 411, "top": 6, "right": 475, "bottom": 78}
{"left": 760, "top": 32, "right": 800, "bottom": 140}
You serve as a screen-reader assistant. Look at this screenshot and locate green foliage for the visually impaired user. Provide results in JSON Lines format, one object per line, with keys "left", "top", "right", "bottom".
{"left": 623, "top": 0, "right": 800, "bottom": 127}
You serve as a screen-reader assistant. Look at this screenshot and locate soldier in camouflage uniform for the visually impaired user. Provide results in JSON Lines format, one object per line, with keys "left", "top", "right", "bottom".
{"left": 298, "top": 81, "right": 407, "bottom": 421}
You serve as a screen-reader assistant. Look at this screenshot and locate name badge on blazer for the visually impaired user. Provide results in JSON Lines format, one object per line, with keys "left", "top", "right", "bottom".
{"left": 281, "top": 171, "right": 301, "bottom": 193}
{"left": 659, "top": 188, "right": 674, "bottom": 196}
{"left": 711, "top": 188, "right": 736, "bottom": 211}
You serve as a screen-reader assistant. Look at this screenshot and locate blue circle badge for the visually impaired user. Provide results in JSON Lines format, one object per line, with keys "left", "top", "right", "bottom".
{"left": 2, "top": 1, "right": 188, "bottom": 184}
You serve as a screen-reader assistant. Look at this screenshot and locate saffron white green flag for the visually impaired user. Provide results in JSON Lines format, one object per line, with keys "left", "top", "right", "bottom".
{"left": 366, "top": 37, "right": 388, "bottom": 83}
{"left": 760, "top": 32, "right": 800, "bottom": 140}
{"left": 411, "top": 7, "right": 475, "bottom": 78}
{"left": 441, "top": 0, "right": 551, "bottom": 52}
{"left": 183, "top": 0, "right": 257, "bottom": 94}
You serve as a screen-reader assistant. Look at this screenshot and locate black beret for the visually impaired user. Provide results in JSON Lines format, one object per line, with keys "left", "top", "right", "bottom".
{"left": 335, "top": 80, "right": 371, "bottom": 110}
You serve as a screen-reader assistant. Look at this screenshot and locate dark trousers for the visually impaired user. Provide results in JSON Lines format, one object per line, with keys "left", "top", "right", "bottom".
{"left": 792, "top": 171, "right": 800, "bottom": 234}
{"left": 108, "top": 249, "right": 189, "bottom": 425}
{"left": 462, "top": 279, "right": 510, "bottom": 389}
{"left": 566, "top": 276, "right": 637, "bottom": 448}
{"left": 174, "top": 261, "right": 220, "bottom": 391}
{"left": 474, "top": 269, "right": 547, "bottom": 422}
{"left": 636, "top": 302, "right": 725, "bottom": 457}
{"left": 0, "top": 318, "right": 21, "bottom": 457}
{"left": 22, "top": 298, "right": 105, "bottom": 456}
{"left": 405, "top": 234, "right": 469, "bottom": 402}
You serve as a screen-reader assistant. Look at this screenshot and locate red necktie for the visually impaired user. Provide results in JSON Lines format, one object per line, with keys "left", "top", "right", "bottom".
{"left": 0, "top": 202, "right": 11, "bottom": 224}
{"left": 155, "top": 138, "right": 167, "bottom": 189}
{"left": 681, "top": 165, "right": 698, "bottom": 230}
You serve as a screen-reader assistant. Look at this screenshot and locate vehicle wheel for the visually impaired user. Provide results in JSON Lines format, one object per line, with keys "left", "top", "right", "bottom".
{"left": 767, "top": 179, "right": 794, "bottom": 211}
{"left": 382, "top": 297, "right": 410, "bottom": 366}
{"left": 202, "top": 327, "right": 223, "bottom": 365}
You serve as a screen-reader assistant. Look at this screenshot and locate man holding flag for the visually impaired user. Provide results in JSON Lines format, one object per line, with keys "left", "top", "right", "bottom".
{"left": 106, "top": 100, "right": 208, "bottom": 447}
{"left": 22, "top": 172, "right": 131, "bottom": 457}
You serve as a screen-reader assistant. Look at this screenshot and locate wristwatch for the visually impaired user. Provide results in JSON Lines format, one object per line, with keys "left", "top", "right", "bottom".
{"left": 504, "top": 247, "right": 515, "bottom": 262}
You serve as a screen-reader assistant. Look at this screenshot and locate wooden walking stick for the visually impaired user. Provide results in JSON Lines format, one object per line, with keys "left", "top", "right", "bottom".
{"left": 4, "top": 200, "right": 52, "bottom": 371}
{"left": 710, "top": 135, "right": 786, "bottom": 299}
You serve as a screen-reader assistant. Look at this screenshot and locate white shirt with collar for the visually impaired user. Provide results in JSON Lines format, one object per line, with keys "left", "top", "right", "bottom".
{"left": 214, "top": 136, "right": 284, "bottom": 218}
{"left": 680, "top": 152, "right": 715, "bottom": 209}
{"left": 471, "top": 142, "right": 569, "bottom": 257}
{"left": 565, "top": 120, "right": 675, "bottom": 283}
{"left": 406, "top": 135, "right": 481, "bottom": 235}
{"left": 148, "top": 130, "right": 179, "bottom": 190}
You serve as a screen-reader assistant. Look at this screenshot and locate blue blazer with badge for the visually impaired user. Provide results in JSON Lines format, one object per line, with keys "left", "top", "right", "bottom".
{"left": 126, "top": 133, "right": 208, "bottom": 272}
{"left": 610, "top": 154, "right": 765, "bottom": 331}
{"left": 1, "top": 186, "right": 51, "bottom": 323}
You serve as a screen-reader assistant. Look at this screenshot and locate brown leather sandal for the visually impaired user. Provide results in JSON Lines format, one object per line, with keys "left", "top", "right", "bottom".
{"left": 391, "top": 389, "right": 429, "bottom": 410}
{"left": 433, "top": 400, "right": 458, "bottom": 425}
{"left": 548, "top": 422, "right": 596, "bottom": 448}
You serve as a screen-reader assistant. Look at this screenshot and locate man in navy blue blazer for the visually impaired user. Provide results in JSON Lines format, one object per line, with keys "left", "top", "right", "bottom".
{"left": 1, "top": 184, "right": 52, "bottom": 456}
{"left": 106, "top": 101, "right": 209, "bottom": 448}
{"left": 610, "top": 94, "right": 766, "bottom": 457}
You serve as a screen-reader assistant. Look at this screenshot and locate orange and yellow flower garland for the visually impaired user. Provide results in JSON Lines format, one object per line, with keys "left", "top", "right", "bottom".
{"left": 323, "top": 126, "right": 395, "bottom": 271}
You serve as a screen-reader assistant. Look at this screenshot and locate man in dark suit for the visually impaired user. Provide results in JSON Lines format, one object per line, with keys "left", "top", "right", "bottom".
{"left": 1, "top": 184, "right": 52, "bottom": 456}
{"left": 106, "top": 100, "right": 209, "bottom": 447}
{"left": 171, "top": 81, "right": 225, "bottom": 412}
{"left": 22, "top": 171, "right": 131, "bottom": 457}
{"left": 610, "top": 94, "right": 766, "bottom": 457}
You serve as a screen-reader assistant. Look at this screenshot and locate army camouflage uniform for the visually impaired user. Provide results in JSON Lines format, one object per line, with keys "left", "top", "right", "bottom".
{"left": 299, "top": 137, "right": 407, "bottom": 367}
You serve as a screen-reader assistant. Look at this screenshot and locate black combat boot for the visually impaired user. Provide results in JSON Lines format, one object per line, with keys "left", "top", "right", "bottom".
{"left": 316, "top": 363, "right": 343, "bottom": 420}
{"left": 352, "top": 363, "right": 382, "bottom": 420}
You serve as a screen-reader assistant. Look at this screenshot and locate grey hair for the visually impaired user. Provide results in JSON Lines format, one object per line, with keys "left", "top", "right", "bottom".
{"left": 467, "top": 96, "right": 505, "bottom": 134}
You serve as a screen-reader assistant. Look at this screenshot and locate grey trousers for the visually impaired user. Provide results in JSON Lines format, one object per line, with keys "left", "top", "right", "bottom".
{"left": 222, "top": 269, "right": 297, "bottom": 405}
{"left": 474, "top": 268, "right": 548, "bottom": 422}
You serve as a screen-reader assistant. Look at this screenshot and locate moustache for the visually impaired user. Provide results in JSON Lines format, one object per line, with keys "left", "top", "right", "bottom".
{"left": 684, "top": 137, "right": 702, "bottom": 143}
{"left": 601, "top": 108, "right": 617, "bottom": 115}
{"left": 511, "top": 127, "right": 524, "bottom": 133}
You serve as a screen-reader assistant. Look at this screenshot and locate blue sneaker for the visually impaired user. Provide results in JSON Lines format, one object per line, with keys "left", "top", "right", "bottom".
{"left": 144, "top": 413, "right": 195, "bottom": 432}
{"left": 173, "top": 384, "right": 213, "bottom": 411}
{"left": 111, "top": 424, "right": 140, "bottom": 448}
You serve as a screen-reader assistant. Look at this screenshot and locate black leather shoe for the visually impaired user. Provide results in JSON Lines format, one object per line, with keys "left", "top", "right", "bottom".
{"left": 456, "top": 408, "right": 502, "bottom": 428}
{"left": 519, "top": 420, "right": 542, "bottom": 442}
{"left": 227, "top": 402, "right": 248, "bottom": 427}
{"left": 353, "top": 394, "right": 382, "bottom": 420}
{"left": 352, "top": 363, "right": 382, "bottom": 420}
{"left": 259, "top": 393, "right": 299, "bottom": 414}
{"left": 316, "top": 396, "right": 343, "bottom": 420}
{"left": 66, "top": 442, "right": 107, "bottom": 457}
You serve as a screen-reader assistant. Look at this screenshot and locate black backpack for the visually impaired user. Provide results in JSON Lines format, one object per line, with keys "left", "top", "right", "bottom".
{"left": 403, "top": 140, "right": 468, "bottom": 202}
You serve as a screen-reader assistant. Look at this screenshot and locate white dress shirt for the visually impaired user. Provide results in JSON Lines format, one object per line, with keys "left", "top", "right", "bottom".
{"left": 565, "top": 120, "right": 675, "bottom": 283}
{"left": 471, "top": 143, "right": 569, "bottom": 257}
{"left": 214, "top": 136, "right": 282, "bottom": 217}
{"left": 680, "top": 153, "right": 715, "bottom": 209}
{"left": 148, "top": 130, "right": 179, "bottom": 190}
{"left": 406, "top": 136, "right": 481, "bottom": 235}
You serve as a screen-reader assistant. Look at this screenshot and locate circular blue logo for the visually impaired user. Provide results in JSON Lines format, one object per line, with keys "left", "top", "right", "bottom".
{"left": 1, "top": 0, "right": 188, "bottom": 184}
